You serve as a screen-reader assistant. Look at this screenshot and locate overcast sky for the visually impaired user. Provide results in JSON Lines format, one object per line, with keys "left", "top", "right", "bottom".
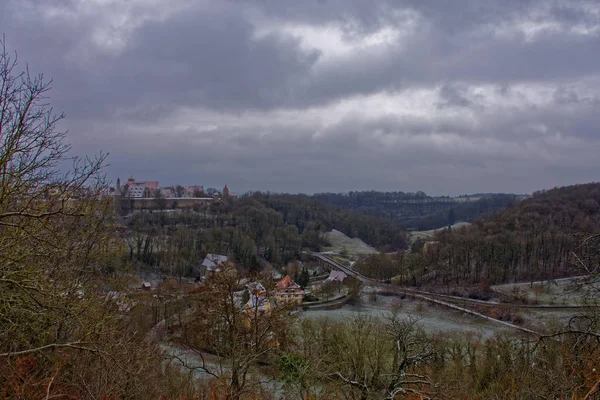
{"left": 2, "top": 0, "right": 600, "bottom": 195}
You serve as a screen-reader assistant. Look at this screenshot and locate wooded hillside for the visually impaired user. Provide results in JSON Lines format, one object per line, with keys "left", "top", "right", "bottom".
{"left": 124, "top": 192, "right": 408, "bottom": 276}
{"left": 424, "top": 183, "right": 600, "bottom": 284}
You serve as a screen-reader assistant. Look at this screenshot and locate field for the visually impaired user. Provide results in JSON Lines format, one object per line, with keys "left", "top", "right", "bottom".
{"left": 409, "top": 222, "right": 472, "bottom": 243}
{"left": 323, "top": 229, "right": 378, "bottom": 255}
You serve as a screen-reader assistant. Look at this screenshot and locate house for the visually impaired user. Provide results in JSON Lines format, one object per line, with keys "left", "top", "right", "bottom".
{"left": 274, "top": 275, "right": 304, "bottom": 306}
{"left": 246, "top": 281, "right": 267, "bottom": 297}
{"left": 202, "top": 254, "right": 229, "bottom": 273}
{"left": 245, "top": 293, "right": 271, "bottom": 314}
{"left": 271, "top": 270, "right": 283, "bottom": 280}
{"left": 244, "top": 282, "right": 271, "bottom": 314}
{"left": 326, "top": 270, "right": 347, "bottom": 283}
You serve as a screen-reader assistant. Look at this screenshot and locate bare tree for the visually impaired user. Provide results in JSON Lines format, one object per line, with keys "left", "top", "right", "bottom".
{"left": 289, "top": 314, "right": 439, "bottom": 400}
{"left": 0, "top": 34, "right": 116, "bottom": 377}
{"left": 175, "top": 184, "right": 185, "bottom": 198}
{"left": 0, "top": 38, "right": 195, "bottom": 400}
{"left": 175, "top": 265, "right": 294, "bottom": 399}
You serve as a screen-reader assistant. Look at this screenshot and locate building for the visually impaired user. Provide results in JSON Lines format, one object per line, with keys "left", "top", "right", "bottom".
{"left": 159, "top": 186, "right": 175, "bottom": 198}
{"left": 183, "top": 185, "right": 204, "bottom": 198}
{"left": 122, "top": 176, "right": 159, "bottom": 198}
{"left": 244, "top": 282, "right": 271, "bottom": 314}
{"left": 245, "top": 293, "right": 271, "bottom": 315}
{"left": 223, "top": 185, "right": 229, "bottom": 197}
{"left": 274, "top": 275, "right": 304, "bottom": 306}
{"left": 201, "top": 254, "right": 229, "bottom": 274}
{"left": 325, "top": 270, "right": 347, "bottom": 283}
{"left": 246, "top": 281, "right": 267, "bottom": 294}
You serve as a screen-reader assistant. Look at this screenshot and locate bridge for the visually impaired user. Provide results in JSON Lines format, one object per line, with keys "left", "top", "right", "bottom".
{"left": 309, "top": 252, "right": 372, "bottom": 284}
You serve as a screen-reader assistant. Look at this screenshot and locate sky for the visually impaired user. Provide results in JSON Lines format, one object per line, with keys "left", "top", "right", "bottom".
{"left": 2, "top": 0, "right": 600, "bottom": 195}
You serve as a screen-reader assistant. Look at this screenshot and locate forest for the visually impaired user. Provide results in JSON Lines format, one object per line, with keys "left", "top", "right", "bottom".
{"left": 123, "top": 191, "right": 408, "bottom": 277}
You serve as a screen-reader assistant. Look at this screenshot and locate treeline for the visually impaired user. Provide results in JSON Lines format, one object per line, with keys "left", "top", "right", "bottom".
{"left": 314, "top": 191, "right": 519, "bottom": 230}
{"left": 279, "top": 315, "right": 600, "bottom": 399}
{"left": 124, "top": 193, "right": 408, "bottom": 275}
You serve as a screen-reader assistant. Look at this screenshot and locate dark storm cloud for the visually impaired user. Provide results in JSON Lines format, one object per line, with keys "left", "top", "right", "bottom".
{"left": 116, "top": 8, "right": 318, "bottom": 112}
{"left": 1, "top": 0, "right": 600, "bottom": 194}
{"left": 0, "top": 1, "right": 320, "bottom": 117}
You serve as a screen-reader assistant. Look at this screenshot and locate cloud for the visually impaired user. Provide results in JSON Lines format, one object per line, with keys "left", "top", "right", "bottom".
{"left": 1, "top": 0, "right": 600, "bottom": 195}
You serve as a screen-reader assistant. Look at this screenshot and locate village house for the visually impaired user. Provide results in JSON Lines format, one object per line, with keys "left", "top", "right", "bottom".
{"left": 196, "top": 253, "right": 229, "bottom": 278}
{"left": 274, "top": 275, "right": 304, "bottom": 306}
{"left": 244, "top": 282, "right": 271, "bottom": 316}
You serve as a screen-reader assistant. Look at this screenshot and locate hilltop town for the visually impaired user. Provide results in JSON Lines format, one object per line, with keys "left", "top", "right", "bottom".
{"left": 110, "top": 176, "right": 236, "bottom": 213}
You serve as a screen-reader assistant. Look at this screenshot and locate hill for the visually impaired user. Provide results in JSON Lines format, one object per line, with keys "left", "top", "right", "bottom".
{"left": 123, "top": 192, "right": 408, "bottom": 276}
{"left": 249, "top": 193, "right": 408, "bottom": 252}
{"left": 323, "top": 229, "right": 378, "bottom": 255}
{"left": 409, "top": 222, "right": 472, "bottom": 243}
{"left": 423, "top": 183, "right": 600, "bottom": 284}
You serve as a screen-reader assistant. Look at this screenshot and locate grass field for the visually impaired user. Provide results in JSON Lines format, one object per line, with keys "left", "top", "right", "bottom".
{"left": 491, "top": 276, "right": 597, "bottom": 306}
{"left": 409, "top": 222, "right": 472, "bottom": 243}
{"left": 322, "top": 229, "right": 378, "bottom": 256}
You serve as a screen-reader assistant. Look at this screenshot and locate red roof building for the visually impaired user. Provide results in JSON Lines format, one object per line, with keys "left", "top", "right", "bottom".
{"left": 275, "top": 275, "right": 304, "bottom": 305}
{"left": 123, "top": 176, "right": 159, "bottom": 198}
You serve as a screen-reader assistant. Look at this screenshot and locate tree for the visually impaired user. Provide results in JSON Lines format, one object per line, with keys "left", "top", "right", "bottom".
{"left": 154, "top": 187, "right": 167, "bottom": 210}
{"left": 448, "top": 207, "right": 456, "bottom": 228}
{"left": 177, "top": 266, "right": 295, "bottom": 399}
{"left": 0, "top": 35, "right": 110, "bottom": 351}
{"left": 0, "top": 39, "right": 178, "bottom": 399}
{"left": 297, "top": 268, "right": 310, "bottom": 288}
{"left": 290, "top": 315, "right": 437, "bottom": 399}
{"left": 320, "top": 281, "right": 337, "bottom": 301}
{"left": 175, "top": 184, "right": 185, "bottom": 198}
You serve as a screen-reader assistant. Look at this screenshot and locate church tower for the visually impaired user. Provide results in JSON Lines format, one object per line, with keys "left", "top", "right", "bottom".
{"left": 223, "top": 185, "right": 229, "bottom": 197}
